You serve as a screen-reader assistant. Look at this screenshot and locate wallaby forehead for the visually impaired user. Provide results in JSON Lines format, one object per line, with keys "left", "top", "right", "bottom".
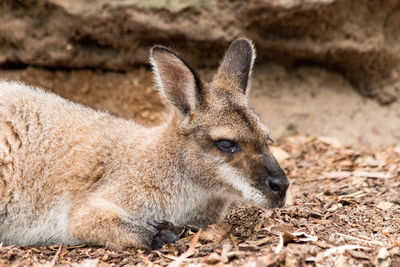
{"left": 223, "top": 106, "right": 269, "bottom": 141}
{"left": 207, "top": 82, "right": 245, "bottom": 109}
{"left": 203, "top": 86, "right": 269, "bottom": 141}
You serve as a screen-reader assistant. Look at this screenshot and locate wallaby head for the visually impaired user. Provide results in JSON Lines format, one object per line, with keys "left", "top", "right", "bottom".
{"left": 151, "top": 38, "right": 289, "bottom": 209}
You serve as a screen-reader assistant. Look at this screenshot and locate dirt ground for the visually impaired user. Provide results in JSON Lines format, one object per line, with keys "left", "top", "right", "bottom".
{"left": 0, "top": 66, "right": 399, "bottom": 266}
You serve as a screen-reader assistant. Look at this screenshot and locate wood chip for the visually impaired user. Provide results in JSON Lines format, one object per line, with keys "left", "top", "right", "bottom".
{"left": 376, "top": 247, "right": 391, "bottom": 267}
{"left": 325, "top": 171, "right": 351, "bottom": 179}
{"left": 377, "top": 201, "right": 393, "bottom": 210}
{"left": 324, "top": 245, "right": 368, "bottom": 257}
{"left": 230, "top": 234, "right": 239, "bottom": 251}
{"left": 317, "top": 136, "right": 342, "bottom": 147}
{"left": 353, "top": 171, "right": 393, "bottom": 179}
{"left": 270, "top": 146, "right": 290, "bottom": 162}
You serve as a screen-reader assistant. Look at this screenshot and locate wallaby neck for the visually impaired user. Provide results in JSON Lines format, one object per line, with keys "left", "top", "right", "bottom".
{"left": 124, "top": 109, "right": 189, "bottom": 184}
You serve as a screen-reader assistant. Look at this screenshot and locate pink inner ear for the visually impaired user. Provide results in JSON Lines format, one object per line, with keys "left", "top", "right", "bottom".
{"left": 152, "top": 51, "right": 197, "bottom": 114}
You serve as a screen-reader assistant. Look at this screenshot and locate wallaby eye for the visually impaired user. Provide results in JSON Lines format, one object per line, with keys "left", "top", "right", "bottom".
{"left": 216, "top": 139, "right": 240, "bottom": 153}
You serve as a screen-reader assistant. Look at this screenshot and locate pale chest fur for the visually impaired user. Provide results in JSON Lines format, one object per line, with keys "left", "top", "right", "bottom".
{"left": 0, "top": 197, "right": 79, "bottom": 246}
{"left": 160, "top": 182, "right": 231, "bottom": 227}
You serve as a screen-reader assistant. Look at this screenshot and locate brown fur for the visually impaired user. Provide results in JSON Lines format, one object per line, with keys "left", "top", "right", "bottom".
{"left": 0, "top": 38, "right": 289, "bottom": 249}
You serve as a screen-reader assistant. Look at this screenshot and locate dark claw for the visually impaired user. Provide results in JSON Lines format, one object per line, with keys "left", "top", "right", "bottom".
{"left": 184, "top": 225, "right": 200, "bottom": 232}
{"left": 151, "top": 229, "right": 179, "bottom": 250}
{"left": 148, "top": 220, "right": 182, "bottom": 250}
{"left": 148, "top": 220, "right": 182, "bottom": 234}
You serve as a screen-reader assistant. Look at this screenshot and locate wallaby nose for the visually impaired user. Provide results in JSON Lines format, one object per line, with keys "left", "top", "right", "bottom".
{"left": 267, "top": 176, "right": 289, "bottom": 197}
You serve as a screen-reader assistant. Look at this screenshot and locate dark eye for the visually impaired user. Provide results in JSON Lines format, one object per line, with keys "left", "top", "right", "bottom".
{"left": 216, "top": 139, "right": 240, "bottom": 153}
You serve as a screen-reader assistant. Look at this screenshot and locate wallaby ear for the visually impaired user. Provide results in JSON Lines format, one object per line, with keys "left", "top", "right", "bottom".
{"left": 213, "top": 38, "right": 255, "bottom": 95}
{"left": 150, "top": 46, "right": 203, "bottom": 115}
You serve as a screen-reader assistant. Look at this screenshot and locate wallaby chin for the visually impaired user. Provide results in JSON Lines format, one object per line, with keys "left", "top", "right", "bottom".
{"left": 0, "top": 38, "right": 289, "bottom": 249}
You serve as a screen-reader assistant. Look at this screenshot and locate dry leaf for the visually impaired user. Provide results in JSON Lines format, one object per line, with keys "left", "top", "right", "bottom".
{"left": 282, "top": 232, "right": 297, "bottom": 244}
{"left": 199, "top": 223, "right": 231, "bottom": 243}
{"left": 274, "top": 234, "right": 284, "bottom": 254}
{"left": 317, "top": 136, "right": 342, "bottom": 147}
{"left": 250, "top": 236, "right": 272, "bottom": 246}
{"left": 290, "top": 232, "right": 318, "bottom": 243}
{"left": 203, "top": 252, "right": 221, "bottom": 264}
{"left": 347, "top": 249, "right": 371, "bottom": 260}
{"left": 277, "top": 231, "right": 318, "bottom": 248}
{"left": 377, "top": 201, "right": 393, "bottom": 210}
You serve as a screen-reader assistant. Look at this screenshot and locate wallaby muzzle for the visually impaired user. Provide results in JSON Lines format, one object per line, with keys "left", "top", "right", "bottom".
{"left": 262, "top": 153, "right": 290, "bottom": 207}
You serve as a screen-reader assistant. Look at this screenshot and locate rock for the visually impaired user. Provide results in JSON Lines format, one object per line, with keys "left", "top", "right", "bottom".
{"left": 1, "top": 0, "right": 400, "bottom": 103}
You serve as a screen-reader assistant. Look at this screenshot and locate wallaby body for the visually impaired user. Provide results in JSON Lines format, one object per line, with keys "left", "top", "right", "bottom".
{"left": 0, "top": 39, "right": 289, "bottom": 249}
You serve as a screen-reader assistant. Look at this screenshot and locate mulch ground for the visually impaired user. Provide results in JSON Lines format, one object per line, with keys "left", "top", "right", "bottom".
{"left": 1, "top": 135, "right": 399, "bottom": 266}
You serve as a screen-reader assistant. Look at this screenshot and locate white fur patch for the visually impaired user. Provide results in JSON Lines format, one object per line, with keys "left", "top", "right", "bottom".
{"left": 245, "top": 39, "right": 256, "bottom": 97}
{"left": 0, "top": 200, "right": 79, "bottom": 246}
{"left": 218, "top": 164, "right": 268, "bottom": 206}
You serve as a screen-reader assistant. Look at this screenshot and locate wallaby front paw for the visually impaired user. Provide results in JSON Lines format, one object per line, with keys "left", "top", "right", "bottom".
{"left": 149, "top": 220, "right": 181, "bottom": 250}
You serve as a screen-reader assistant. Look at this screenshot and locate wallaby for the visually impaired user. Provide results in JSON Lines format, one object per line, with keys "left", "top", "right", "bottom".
{"left": 0, "top": 38, "right": 289, "bottom": 250}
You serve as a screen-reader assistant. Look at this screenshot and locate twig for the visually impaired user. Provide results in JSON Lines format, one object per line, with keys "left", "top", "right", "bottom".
{"left": 50, "top": 245, "right": 62, "bottom": 266}
{"left": 230, "top": 233, "right": 239, "bottom": 251}
{"left": 154, "top": 251, "right": 179, "bottom": 261}
{"left": 353, "top": 171, "right": 393, "bottom": 179}
{"left": 336, "top": 233, "right": 384, "bottom": 246}
{"left": 274, "top": 234, "right": 284, "bottom": 254}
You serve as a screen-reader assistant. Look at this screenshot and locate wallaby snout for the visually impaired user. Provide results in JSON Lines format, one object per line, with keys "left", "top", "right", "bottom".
{"left": 266, "top": 175, "right": 289, "bottom": 198}
{"left": 264, "top": 154, "right": 290, "bottom": 205}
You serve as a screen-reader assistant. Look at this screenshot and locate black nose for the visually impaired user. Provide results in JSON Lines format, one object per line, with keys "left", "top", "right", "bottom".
{"left": 267, "top": 176, "right": 289, "bottom": 197}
